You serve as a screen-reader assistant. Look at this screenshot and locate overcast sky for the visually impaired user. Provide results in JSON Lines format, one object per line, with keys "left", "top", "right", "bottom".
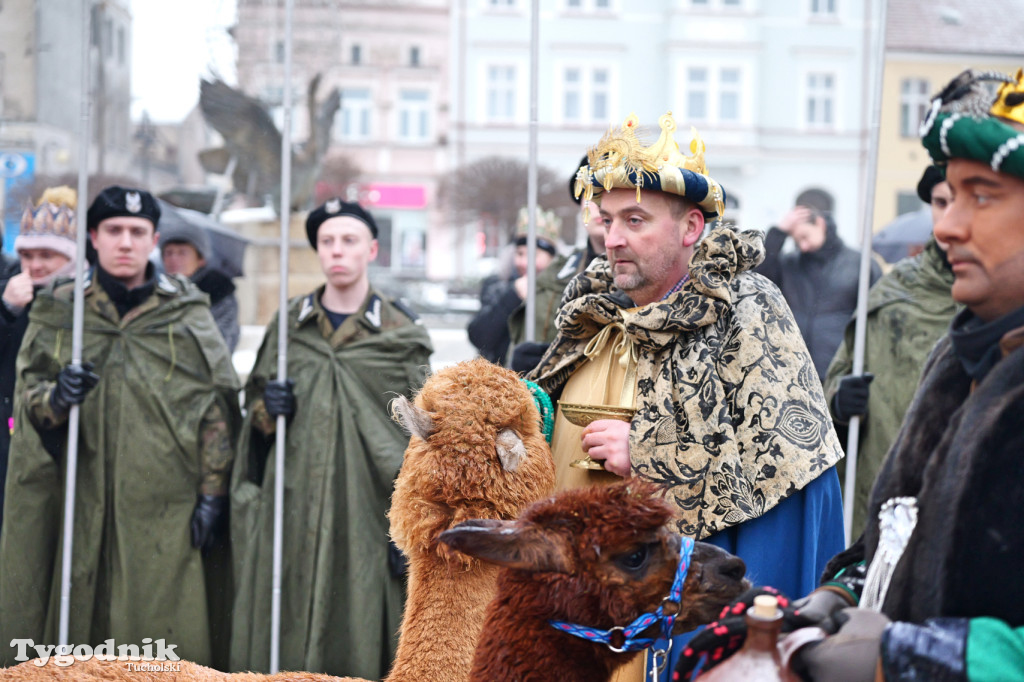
{"left": 130, "top": 0, "right": 237, "bottom": 124}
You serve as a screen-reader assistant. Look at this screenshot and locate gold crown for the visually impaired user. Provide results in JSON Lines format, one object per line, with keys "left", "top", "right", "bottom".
{"left": 990, "top": 68, "right": 1024, "bottom": 126}
{"left": 574, "top": 112, "right": 722, "bottom": 222}
{"left": 20, "top": 186, "right": 77, "bottom": 239}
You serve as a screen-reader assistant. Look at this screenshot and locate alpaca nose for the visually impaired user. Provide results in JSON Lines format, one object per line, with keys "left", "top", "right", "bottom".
{"left": 715, "top": 556, "right": 747, "bottom": 583}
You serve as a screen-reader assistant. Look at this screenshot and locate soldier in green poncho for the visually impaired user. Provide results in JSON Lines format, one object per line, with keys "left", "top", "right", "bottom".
{"left": 229, "top": 199, "right": 433, "bottom": 679}
{"left": 0, "top": 186, "right": 241, "bottom": 668}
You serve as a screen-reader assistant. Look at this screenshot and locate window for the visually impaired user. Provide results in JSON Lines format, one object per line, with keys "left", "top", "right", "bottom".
{"left": 409, "top": 46, "right": 420, "bottom": 67}
{"left": 337, "top": 88, "right": 372, "bottom": 140}
{"left": 595, "top": 0, "right": 611, "bottom": 7}
{"left": 486, "top": 65, "right": 517, "bottom": 122}
{"left": 488, "top": 0, "right": 518, "bottom": 6}
{"left": 567, "top": 0, "right": 583, "bottom": 6}
{"left": 117, "top": 26, "right": 125, "bottom": 65}
{"left": 900, "top": 78, "right": 931, "bottom": 137}
{"left": 686, "top": 67, "right": 708, "bottom": 120}
{"left": 351, "top": 44, "right": 362, "bottom": 65}
{"left": 398, "top": 90, "right": 431, "bottom": 142}
{"left": 274, "top": 40, "right": 285, "bottom": 64}
{"left": 810, "top": 0, "right": 836, "bottom": 14}
{"left": 719, "top": 68, "right": 740, "bottom": 122}
{"left": 806, "top": 72, "right": 835, "bottom": 128}
{"left": 563, "top": 68, "right": 581, "bottom": 121}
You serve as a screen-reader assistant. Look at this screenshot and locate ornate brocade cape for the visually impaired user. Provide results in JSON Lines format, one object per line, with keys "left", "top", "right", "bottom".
{"left": 530, "top": 227, "right": 844, "bottom": 539}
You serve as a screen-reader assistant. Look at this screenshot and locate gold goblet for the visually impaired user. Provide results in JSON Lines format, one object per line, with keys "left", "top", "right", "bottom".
{"left": 557, "top": 402, "right": 636, "bottom": 470}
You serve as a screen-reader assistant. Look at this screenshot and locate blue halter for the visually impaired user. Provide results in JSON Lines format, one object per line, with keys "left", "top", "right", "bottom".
{"left": 548, "top": 536, "right": 695, "bottom": 653}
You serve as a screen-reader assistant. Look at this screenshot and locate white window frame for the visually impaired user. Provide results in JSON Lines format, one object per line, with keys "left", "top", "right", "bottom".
{"left": 677, "top": 62, "right": 750, "bottom": 125}
{"left": 336, "top": 87, "right": 373, "bottom": 141}
{"left": 481, "top": 62, "right": 521, "bottom": 123}
{"left": 689, "top": 0, "right": 745, "bottom": 8}
{"left": 900, "top": 77, "right": 931, "bottom": 138}
{"left": 557, "top": 63, "right": 618, "bottom": 125}
{"left": 563, "top": 0, "right": 616, "bottom": 10}
{"left": 396, "top": 89, "right": 432, "bottom": 144}
{"left": 810, "top": 0, "right": 837, "bottom": 15}
{"left": 804, "top": 71, "right": 837, "bottom": 130}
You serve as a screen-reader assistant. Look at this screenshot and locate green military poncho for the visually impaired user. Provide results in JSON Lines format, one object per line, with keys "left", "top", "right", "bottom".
{"left": 230, "top": 287, "right": 432, "bottom": 679}
{"left": 824, "top": 239, "right": 958, "bottom": 535}
{"left": 0, "top": 271, "right": 240, "bottom": 667}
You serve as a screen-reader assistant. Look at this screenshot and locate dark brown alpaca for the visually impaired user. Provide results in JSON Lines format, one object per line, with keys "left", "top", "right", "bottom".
{"left": 440, "top": 480, "right": 748, "bottom": 682}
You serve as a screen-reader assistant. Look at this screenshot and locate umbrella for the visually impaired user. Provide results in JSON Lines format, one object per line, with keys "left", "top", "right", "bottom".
{"left": 872, "top": 207, "right": 932, "bottom": 264}
{"left": 157, "top": 199, "right": 250, "bottom": 278}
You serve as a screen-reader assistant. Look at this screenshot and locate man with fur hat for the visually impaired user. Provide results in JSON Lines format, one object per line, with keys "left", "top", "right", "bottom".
{"left": 528, "top": 113, "right": 845, "bottom": 678}
{"left": 708, "top": 68, "right": 1024, "bottom": 682}
{"left": 230, "top": 198, "right": 432, "bottom": 678}
{"left": 0, "top": 186, "right": 78, "bottom": 534}
{"left": 468, "top": 206, "right": 563, "bottom": 365}
{"left": 159, "top": 207, "right": 240, "bottom": 351}
{"left": 0, "top": 186, "right": 240, "bottom": 668}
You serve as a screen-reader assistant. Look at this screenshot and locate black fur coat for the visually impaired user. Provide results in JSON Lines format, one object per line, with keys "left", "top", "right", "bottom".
{"left": 827, "top": 333, "right": 1024, "bottom": 625}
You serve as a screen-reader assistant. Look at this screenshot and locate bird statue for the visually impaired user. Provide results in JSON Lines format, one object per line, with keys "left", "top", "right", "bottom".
{"left": 198, "top": 74, "right": 341, "bottom": 211}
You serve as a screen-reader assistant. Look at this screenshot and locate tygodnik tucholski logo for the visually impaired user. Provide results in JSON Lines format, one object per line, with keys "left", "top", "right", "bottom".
{"left": 10, "top": 637, "right": 181, "bottom": 670}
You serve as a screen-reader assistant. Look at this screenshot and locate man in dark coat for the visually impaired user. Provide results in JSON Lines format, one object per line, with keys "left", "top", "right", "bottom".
{"left": 0, "top": 186, "right": 240, "bottom": 668}
{"left": 158, "top": 207, "right": 240, "bottom": 352}
{"left": 757, "top": 205, "right": 881, "bottom": 380}
{"left": 770, "top": 69, "right": 1024, "bottom": 681}
{"left": 230, "top": 199, "right": 433, "bottom": 679}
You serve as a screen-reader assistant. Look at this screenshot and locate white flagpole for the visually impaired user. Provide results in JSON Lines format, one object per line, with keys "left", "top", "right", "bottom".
{"left": 270, "top": 0, "right": 294, "bottom": 672}
{"left": 57, "top": 0, "right": 92, "bottom": 647}
{"left": 524, "top": 0, "right": 540, "bottom": 343}
{"left": 845, "top": 0, "right": 889, "bottom": 545}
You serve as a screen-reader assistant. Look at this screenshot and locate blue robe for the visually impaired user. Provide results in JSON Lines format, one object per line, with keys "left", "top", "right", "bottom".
{"left": 650, "top": 466, "right": 845, "bottom": 676}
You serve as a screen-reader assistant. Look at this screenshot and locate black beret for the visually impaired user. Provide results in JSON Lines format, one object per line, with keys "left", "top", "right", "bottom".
{"left": 916, "top": 165, "right": 946, "bottom": 203}
{"left": 86, "top": 186, "right": 161, "bottom": 230}
{"left": 306, "top": 198, "right": 378, "bottom": 247}
{"left": 513, "top": 234, "right": 558, "bottom": 256}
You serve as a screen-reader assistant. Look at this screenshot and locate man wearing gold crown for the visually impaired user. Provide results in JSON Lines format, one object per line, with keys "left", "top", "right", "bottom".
{"left": 682, "top": 68, "right": 1024, "bottom": 682}
{"left": 0, "top": 186, "right": 240, "bottom": 668}
{"left": 528, "top": 113, "right": 845, "bottom": 677}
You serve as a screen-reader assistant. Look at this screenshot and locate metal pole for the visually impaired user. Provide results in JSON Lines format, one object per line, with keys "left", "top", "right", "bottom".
{"left": 524, "top": 0, "right": 540, "bottom": 343}
{"left": 58, "top": 0, "right": 92, "bottom": 646}
{"left": 844, "top": 0, "right": 888, "bottom": 546}
{"left": 270, "top": 0, "right": 294, "bottom": 672}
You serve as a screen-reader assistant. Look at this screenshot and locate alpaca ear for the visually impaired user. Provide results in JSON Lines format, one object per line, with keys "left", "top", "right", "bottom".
{"left": 495, "top": 428, "right": 526, "bottom": 472}
{"left": 391, "top": 394, "right": 434, "bottom": 440}
{"left": 439, "top": 520, "right": 571, "bottom": 573}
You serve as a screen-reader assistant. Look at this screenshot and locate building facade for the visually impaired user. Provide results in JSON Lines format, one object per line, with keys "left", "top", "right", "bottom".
{"left": 0, "top": 0, "right": 133, "bottom": 252}
{"left": 453, "top": 0, "right": 874, "bottom": 250}
{"left": 234, "top": 0, "right": 451, "bottom": 280}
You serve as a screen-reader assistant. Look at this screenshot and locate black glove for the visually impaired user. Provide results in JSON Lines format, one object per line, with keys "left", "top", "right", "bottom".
{"left": 509, "top": 341, "right": 550, "bottom": 375}
{"left": 190, "top": 494, "right": 228, "bottom": 554}
{"left": 832, "top": 373, "right": 874, "bottom": 422}
{"left": 675, "top": 586, "right": 816, "bottom": 680}
{"left": 264, "top": 379, "right": 296, "bottom": 420}
{"left": 790, "top": 588, "right": 855, "bottom": 626}
{"left": 49, "top": 362, "right": 100, "bottom": 416}
{"left": 788, "top": 607, "right": 889, "bottom": 682}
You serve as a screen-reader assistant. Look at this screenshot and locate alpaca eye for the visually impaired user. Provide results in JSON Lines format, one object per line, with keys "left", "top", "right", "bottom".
{"left": 615, "top": 544, "right": 651, "bottom": 572}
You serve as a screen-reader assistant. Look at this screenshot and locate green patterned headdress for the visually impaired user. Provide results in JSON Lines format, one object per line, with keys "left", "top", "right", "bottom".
{"left": 920, "top": 68, "right": 1024, "bottom": 180}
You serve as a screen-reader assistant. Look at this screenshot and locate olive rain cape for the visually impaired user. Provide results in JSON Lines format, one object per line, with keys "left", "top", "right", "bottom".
{"left": 0, "top": 272, "right": 240, "bottom": 667}
{"left": 230, "top": 288, "right": 432, "bottom": 678}
{"left": 530, "top": 227, "right": 844, "bottom": 539}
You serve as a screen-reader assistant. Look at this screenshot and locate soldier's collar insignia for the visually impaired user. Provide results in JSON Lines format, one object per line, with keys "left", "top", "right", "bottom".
{"left": 325, "top": 198, "right": 341, "bottom": 214}
{"left": 364, "top": 295, "right": 382, "bottom": 328}
{"left": 298, "top": 294, "right": 315, "bottom": 323}
{"left": 125, "top": 191, "right": 142, "bottom": 213}
{"left": 557, "top": 252, "right": 582, "bottom": 280}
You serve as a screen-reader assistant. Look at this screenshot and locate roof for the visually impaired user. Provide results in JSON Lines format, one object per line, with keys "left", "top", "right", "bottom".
{"left": 887, "top": 0, "right": 1024, "bottom": 56}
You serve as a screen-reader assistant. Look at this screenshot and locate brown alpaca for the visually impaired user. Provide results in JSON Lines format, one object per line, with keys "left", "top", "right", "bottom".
{"left": 0, "top": 359, "right": 556, "bottom": 682}
{"left": 440, "top": 480, "right": 749, "bottom": 682}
